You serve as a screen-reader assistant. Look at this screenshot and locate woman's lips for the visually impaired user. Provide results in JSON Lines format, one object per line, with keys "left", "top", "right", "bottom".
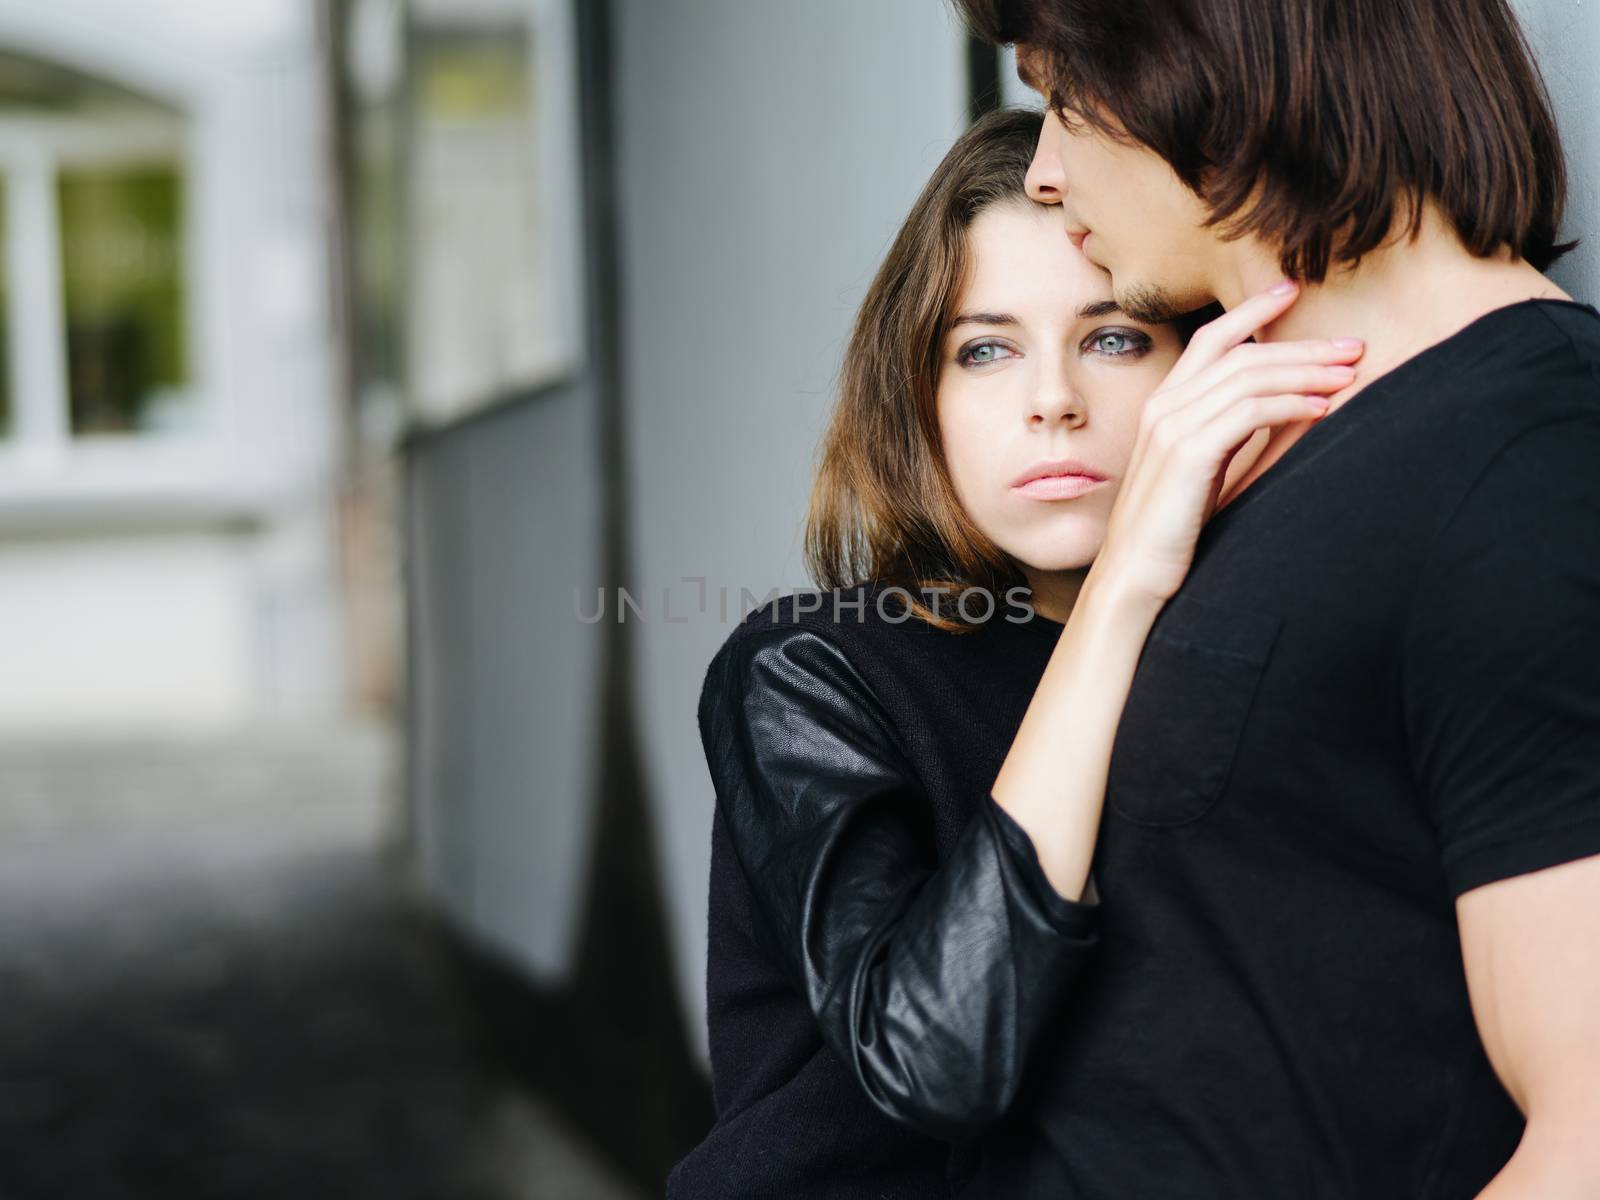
{"left": 1014, "top": 474, "right": 1107, "bottom": 500}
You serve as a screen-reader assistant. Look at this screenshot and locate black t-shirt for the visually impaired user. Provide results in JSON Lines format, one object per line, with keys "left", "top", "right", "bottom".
{"left": 959, "top": 298, "right": 1600, "bottom": 1199}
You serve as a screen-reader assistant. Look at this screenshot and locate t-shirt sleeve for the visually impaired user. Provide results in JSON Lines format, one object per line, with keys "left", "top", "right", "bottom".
{"left": 698, "top": 621, "right": 1098, "bottom": 1141}
{"left": 1403, "top": 414, "right": 1600, "bottom": 898}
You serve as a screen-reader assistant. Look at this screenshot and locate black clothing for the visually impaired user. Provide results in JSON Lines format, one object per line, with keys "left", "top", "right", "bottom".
{"left": 959, "top": 298, "right": 1600, "bottom": 1198}
{"left": 666, "top": 586, "right": 1099, "bottom": 1200}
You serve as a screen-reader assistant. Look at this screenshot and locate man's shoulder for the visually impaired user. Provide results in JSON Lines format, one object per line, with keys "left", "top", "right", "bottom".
{"left": 1506, "top": 299, "right": 1600, "bottom": 410}
{"left": 1444, "top": 299, "right": 1600, "bottom": 422}
{"left": 1527, "top": 298, "right": 1600, "bottom": 367}
{"left": 1384, "top": 300, "right": 1600, "bottom": 498}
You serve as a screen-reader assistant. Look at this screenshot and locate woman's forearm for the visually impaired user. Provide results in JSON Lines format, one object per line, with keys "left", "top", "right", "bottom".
{"left": 990, "top": 557, "right": 1166, "bottom": 902}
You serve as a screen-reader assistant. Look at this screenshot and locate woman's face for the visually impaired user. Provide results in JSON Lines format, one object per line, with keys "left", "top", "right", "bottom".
{"left": 936, "top": 200, "right": 1184, "bottom": 583}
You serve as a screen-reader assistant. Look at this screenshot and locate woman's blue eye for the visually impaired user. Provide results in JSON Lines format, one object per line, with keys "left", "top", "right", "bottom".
{"left": 958, "top": 340, "right": 1016, "bottom": 367}
{"left": 1087, "top": 328, "right": 1152, "bottom": 358}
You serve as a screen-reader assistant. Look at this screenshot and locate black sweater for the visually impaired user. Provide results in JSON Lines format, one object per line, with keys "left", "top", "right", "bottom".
{"left": 666, "top": 583, "right": 1102, "bottom": 1199}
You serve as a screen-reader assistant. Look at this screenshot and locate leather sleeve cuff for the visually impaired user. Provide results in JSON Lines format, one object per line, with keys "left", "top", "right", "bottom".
{"left": 983, "top": 792, "right": 1101, "bottom": 939}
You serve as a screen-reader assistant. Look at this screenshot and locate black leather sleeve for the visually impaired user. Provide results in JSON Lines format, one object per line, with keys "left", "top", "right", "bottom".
{"left": 698, "top": 622, "right": 1100, "bottom": 1142}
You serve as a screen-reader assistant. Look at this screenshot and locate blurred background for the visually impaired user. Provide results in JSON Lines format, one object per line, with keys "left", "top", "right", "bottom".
{"left": 0, "top": 0, "right": 1592, "bottom": 1196}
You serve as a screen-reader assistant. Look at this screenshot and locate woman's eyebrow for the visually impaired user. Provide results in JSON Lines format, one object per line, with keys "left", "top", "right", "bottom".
{"left": 1077, "top": 299, "right": 1124, "bottom": 319}
{"left": 949, "top": 301, "right": 1123, "bottom": 331}
{"left": 948, "top": 311, "right": 1019, "bottom": 330}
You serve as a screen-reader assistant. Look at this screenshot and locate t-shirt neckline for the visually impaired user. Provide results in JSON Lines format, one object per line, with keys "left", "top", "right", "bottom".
{"left": 1198, "top": 296, "right": 1600, "bottom": 532}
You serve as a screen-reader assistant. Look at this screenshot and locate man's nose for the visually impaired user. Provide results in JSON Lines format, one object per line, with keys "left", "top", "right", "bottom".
{"left": 1025, "top": 124, "right": 1066, "bottom": 206}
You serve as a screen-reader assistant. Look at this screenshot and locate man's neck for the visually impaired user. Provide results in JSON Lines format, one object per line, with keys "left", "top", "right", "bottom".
{"left": 1211, "top": 203, "right": 1573, "bottom": 400}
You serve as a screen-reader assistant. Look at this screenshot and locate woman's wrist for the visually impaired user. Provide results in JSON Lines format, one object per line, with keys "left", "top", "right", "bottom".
{"left": 1075, "top": 553, "right": 1169, "bottom": 637}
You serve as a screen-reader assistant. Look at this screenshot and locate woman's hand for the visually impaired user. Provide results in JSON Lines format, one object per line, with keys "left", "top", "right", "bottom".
{"left": 1089, "top": 280, "right": 1363, "bottom": 609}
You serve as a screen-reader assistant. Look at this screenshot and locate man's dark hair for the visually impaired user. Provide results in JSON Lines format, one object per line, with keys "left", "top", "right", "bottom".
{"left": 956, "top": 0, "right": 1576, "bottom": 281}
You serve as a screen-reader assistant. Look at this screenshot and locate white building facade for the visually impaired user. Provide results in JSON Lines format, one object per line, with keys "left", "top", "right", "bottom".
{"left": 0, "top": 0, "right": 346, "bottom": 735}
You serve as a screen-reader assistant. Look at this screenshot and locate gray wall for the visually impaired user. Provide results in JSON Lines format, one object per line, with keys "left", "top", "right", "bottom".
{"left": 1515, "top": 0, "right": 1600, "bottom": 301}
{"left": 406, "top": 379, "right": 605, "bottom": 980}
{"left": 615, "top": 0, "right": 972, "bottom": 1058}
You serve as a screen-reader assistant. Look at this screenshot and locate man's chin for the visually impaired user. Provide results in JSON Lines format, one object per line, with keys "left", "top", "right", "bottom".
{"left": 1114, "top": 279, "right": 1191, "bottom": 326}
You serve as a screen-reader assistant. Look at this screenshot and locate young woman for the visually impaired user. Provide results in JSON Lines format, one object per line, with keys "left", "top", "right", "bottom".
{"left": 666, "top": 106, "right": 1363, "bottom": 1199}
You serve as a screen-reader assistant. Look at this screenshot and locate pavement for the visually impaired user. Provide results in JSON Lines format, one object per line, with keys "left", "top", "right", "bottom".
{"left": 0, "top": 726, "right": 644, "bottom": 1200}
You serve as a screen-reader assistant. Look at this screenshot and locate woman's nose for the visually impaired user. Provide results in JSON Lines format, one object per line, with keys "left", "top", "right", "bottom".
{"left": 1029, "top": 370, "right": 1086, "bottom": 427}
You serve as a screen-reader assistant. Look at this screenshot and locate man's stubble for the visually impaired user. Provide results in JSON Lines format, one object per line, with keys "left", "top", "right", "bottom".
{"left": 1116, "top": 280, "right": 1197, "bottom": 325}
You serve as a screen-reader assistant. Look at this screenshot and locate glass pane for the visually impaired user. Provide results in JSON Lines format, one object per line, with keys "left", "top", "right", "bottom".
{"left": 0, "top": 174, "right": 9, "bottom": 439}
{"left": 58, "top": 164, "right": 191, "bottom": 436}
{"left": 409, "top": 18, "right": 550, "bottom": 420}
{"left": 346, "top": 0, "right": 407, "bottom": 416}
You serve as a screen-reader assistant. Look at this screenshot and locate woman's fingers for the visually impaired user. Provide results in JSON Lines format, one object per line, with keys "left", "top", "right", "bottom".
{"left": 1093, "top": 382, "right": 1332, "bottom": 605}
{"left": 1166, "top": 338, "right": 1364, "bottom": 404}
{"left": 1094, "top": 283, "right": 1365, "bottom": 607}
{"left": 1156, "top": 363, "right": 1354, "bottom": 437}
{"left": 1160, "top": 280, "right": 1303, "bottom": 388}
{"left": 1188, "top": 393, "right": 1334, "bottom": 467}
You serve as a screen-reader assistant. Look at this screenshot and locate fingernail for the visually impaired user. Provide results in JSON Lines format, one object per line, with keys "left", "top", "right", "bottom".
{"left": 1269, "top": 279, "right": 1298, "bottom": 295}
{"left": 1331, "top": 337, "right": 1364, "bottom": 351}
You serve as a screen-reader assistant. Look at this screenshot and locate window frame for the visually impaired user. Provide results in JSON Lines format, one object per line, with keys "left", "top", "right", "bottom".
{"left": 0, "top": 105, "right": 222, "bottom": 512}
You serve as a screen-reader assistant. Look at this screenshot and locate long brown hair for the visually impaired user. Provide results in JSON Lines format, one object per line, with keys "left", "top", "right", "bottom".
{"left": 955, "top": 0, "right": 1576, "bottom": 281}
{"left": 803, "top": 107, "right": 1048, "bottom": 634}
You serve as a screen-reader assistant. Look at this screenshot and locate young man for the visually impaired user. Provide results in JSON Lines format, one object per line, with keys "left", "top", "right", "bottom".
{"left": 955, "top": 1, "right": 1600, "bottom": 1197}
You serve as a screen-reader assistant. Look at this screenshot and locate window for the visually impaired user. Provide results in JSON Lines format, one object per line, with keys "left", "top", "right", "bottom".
{"left": 58, "top": 162, "right": 190, "bottom": 436}
{"left": 0, "top": 48, "right": 193, "bottom": 468}
{"left": 401, "top": 0, "right": 585, "bottom": 427}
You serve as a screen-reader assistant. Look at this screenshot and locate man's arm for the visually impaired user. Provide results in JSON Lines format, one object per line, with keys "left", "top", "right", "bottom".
{"left": 1399, "top": 410, "right": 1600, "bottom": 1193}
{"left": 1459, "top": 854, "right": 1600, "bottom": 1198}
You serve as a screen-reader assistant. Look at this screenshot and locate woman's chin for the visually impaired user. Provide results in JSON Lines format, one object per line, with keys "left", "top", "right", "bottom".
{"left": 1010, "top": 541, "right": 1103, "bottom": 575}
